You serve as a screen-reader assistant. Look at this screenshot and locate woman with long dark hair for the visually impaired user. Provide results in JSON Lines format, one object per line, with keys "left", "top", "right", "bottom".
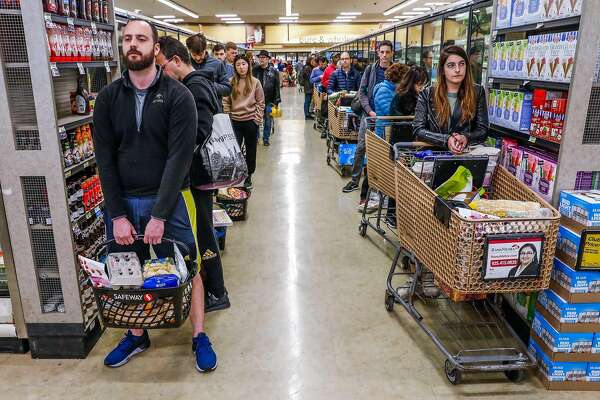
{"left": 413, "top": 45, "right": 488, "bottom": 154}
{"left": 385, "top": 65, "right": 429, "bottom": 228}
{"left": 508, "top": 243, "right": 540, "bottom": 278}
{"left": 223, "top": 55, "right": 265, "bottom": 189}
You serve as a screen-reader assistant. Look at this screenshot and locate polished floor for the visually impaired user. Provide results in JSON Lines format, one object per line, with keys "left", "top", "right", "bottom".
{"left": 0, "top": 88, "right": 596, "bottom": 399}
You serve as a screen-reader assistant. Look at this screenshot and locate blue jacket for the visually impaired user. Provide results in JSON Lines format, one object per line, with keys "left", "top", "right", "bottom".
{"left": 310, "top": 67, "right": 325, "bottom": 85}
{"left": 327, "top": 67, "right": 361, "bottom": 95}
{"left": 373, "top": 80, "right": 397, "bottom": 137}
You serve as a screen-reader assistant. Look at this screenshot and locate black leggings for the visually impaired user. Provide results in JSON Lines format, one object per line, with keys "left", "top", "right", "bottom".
{"left": 191, "top": 187, "right": 225, "bottom": 298}
{"left": 232, "top": 120, "right": 258, "bottom": 175}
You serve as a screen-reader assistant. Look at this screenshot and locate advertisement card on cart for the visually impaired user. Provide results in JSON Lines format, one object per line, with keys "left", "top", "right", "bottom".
{"left": 483, "top": 233, "right": 545, "bottom": 280}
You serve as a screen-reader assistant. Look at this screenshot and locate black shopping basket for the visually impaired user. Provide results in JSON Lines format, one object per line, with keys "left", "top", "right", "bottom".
{"left": 90, "top": 236, "right": 197, "bottom": 330}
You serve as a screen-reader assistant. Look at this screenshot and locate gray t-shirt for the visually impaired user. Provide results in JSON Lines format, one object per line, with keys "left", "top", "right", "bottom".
{"left": 133, "top": 70, "right": 161, "bottom": 131}
{"left": 447, "top": 92, "right": 458, "bottom": 127}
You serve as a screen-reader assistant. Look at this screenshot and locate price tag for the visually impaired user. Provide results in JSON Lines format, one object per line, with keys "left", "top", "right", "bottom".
{"left": 529, "top": 136, "right": 537, "bottom": 143}
{"left": 90, "top": 22, "right": 97, "bottom": 34}
{"left": 77, "top": 62, "right": 85, "bottom": 75}
{"left": 492, "top": 30, "right": 497, "bottom": 40}
{"left": 67, "top": 17, "right": 75, "bottom": 32}
{"left": 83, "top": 160, "right": 90, "bottom": 168}
{"left": 58, "top": 126, "right": 67, "bottom": 140}
{"left": 489, "top": 78, "right": 494, "bottom": 84}
{"left": 85, "top": 212, "right": 92, "bottom": 220}
{"left": 523, "top": 80, "right": 530, "bottom": 86}
{"left": 50, "top": 62, "right": 60, "bottom": 77}
{"left": 65, "top": 169, "right": 72, "bottom": 178}
{"left": 28, "top": 217, "right": 34, "bottom": 225}
{"left": 44, "top": 13, "right": 53, "bottom": 27}
{"left": 104, "top": 61, "right": 110, "bottom": 72}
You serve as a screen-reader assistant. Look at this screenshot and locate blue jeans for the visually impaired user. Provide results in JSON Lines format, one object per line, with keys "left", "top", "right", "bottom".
{"left": 304, "top": 93, "right": 312, "bottom": 117}
{"left": 104, "top": 193, "right": 197, "bottom": 262}
{"left": 263, "top": 104, "right": 273, "bottom": 142}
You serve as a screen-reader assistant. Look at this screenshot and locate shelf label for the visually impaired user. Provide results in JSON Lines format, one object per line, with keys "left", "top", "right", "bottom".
{"left": 104, "top": 61, "right": 110, "bottom": 72}
{"left": 83, "top": 161, "right": 90, "bottom": 168}
{"left": 77, "top": 62, "right": 85, "bottom": 75}
{"left": 58, "top": 126, "right": 67, "bottom": 140}
{"left": 85, "top": 212, "right": 92, "bottom": 220}
{"left": 50, "top": 62, "right": 60, "bottom": 77}
{"left": 67, "top": 17, "right": 75, "bottom": 32}
{"left": 65, "top": 169, "right": 72, "bottom": 178}
{"left": 492, "top": 30, "right": 497, "bottom": 40}
{"left": 44, "top": 13, "right": 52, "bottom": 27}
{"left": 90, "top": 22, "right": 97, "bottom": 34}
{"left": 45, "top": 218, "right": 52, "bottom": 226}
{"left": 528, "top": 136, "right": 537, "bottom": 143}
{"left": 489, "top": 78, "right": 494, "bottom": 84}
{"left": 536, "top": 22, "right": 544, "bottom": 29}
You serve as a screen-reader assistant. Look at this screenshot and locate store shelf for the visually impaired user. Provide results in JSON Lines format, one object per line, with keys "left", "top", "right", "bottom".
{"left": 56, "top": 61, "right": 117, "bottom": 69}
{"left": 64, "top": 156, "right": 96, "bottom": 178}
{"left": 495, "top": 15, "right": 580, "bottom": 35}
{"left": 489, "top": 124, "right": 560, "bottom": 153}
{"left": 0, "top": 9, "right": 20, "bottom": 16}
{"left": 57, "top": 114, "right": 93, "bottom": 131}
{"left": 488, "top": 77, "right": 571, "bottom": 91}
{"left": 72, "top": 201, "right": 104, "bottom": 227}
{"left": 46, "top": 13, "right": 114, "bottom": 31}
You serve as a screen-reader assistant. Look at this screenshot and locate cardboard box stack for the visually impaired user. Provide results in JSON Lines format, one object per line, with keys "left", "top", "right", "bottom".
{"left": 496, "top": 0, "right": 582, "bottom": 30}
{"left": 529, "top": 190, "right": 600, "bottom": 390}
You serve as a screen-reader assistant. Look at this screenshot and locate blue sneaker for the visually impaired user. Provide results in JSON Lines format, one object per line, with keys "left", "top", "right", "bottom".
{"left": 192, "top": 333, "right": 217, "bottom": 372}
{"left": 104, "top": 330, "right": 150, "bottom": 368}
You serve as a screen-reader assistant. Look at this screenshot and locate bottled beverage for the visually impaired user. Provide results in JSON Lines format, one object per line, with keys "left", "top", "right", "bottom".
{"left": 69, "top": 0, "right": 78, "bottom": 18}
{"left": 44, "top": 0, "right": 59, "bottom": 13}
{"left": 85, "top": 0, "right": 92, "bottom": 21}
{"left": 91, "top": 0, "right": 100, "bottom": 22}
{"left": 102, "top": 0, "right": 109, "bottom": 23}
{"left": 58, "top": 0, "right": 70, "bottom": 16}
{"left": 72, "top": 76, "right": 89, "bottom": 115}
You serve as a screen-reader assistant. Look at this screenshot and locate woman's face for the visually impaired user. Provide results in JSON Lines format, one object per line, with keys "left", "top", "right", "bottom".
{"left": 235, "top": 59, "right": 249, "bottom": 76}
{"left": 443, "top": 54, "right": 467, "bottom": 86}
{"left": 414, "top": 82, "right": 426, "bottom": 93}
{"left": 519, "top": 247, "right": 535, "bottom": 265}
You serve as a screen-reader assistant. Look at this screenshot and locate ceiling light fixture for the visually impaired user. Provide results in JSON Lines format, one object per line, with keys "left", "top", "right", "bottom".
{"left": 279, "top": 16, "right": 298, "bottom": 19}
{"left": 225, "top": 20, "right": 245, "bottom": 24}
{"left": 221, "top": 17, "right": 241, "bottom": 21}
{"left": 383, "top": 0, "right": 419, "bottom": 16}
{"left": 157, "top": 0, "right": 199, "bottom": 19}
{"left": 153, "top": 15, "right": 175, "bottom": 19}
{"left": 163, "top": 18, "right": 184, "bottom": 22}
{"left": 340, "top": 12, "right": 362, "bottom": 15}
{"left": 336, "top": 15, "right": 356, "bottom": 19}
{"left": 215, "top": 14, "right": 237, "bottom": 17}
{"left": 402, "top": 11, "right": 425, "bottom": 15}
{"left": 424, "top": 2, "right": 450, "bottom": 5}
{"left": 413, "top": 7, "right": 432, "bottom": 11}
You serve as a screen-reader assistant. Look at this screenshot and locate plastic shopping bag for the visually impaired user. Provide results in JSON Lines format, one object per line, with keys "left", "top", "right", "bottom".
{"left": 195, "top": 113, "right": 248, "bottom": 190}
{"left": 270, "top": 105, "right": 282, "bottom": 118}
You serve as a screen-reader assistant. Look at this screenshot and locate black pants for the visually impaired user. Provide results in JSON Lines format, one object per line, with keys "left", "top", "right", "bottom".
{"left": 232, "top": 120, "right": 258, "bottom": 175}
{"left": 360, "top": 170, "right": 369, "bottom": 201}
{"left": 191, "top": 188, "right": 225, "bottom": 298}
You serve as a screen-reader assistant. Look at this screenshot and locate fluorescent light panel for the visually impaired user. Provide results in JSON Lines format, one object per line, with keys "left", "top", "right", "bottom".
{"left": 225, "top": 20, "right": 245, "bottom": 24}
{"left": 383, "top": 0, "right": 419, "bottom": 16}
{"left": 413, "top": 7, "right": 431, "bottom": 11}
{"left": 153, "top": 15, "right": 175, "bottom": 19}
{"left": 215, "top": 14, "right": 237, "bottom": 17}
{"left": 163, "top": 18, "right": 184, "bottom": 22}
{"left": 403, "top": 11, "right": 425, "bottom": 15}
{"left": 157, "top": 0, "right": 199, "bottom": 18}
{"left": 221, "top": 17, "right": 241, "bottom": 21}
{"left": 340, "top": 12, "right": 362, "bottom": 15}
{"left": 336, "top": 15, "right": 356, "bottom": 19}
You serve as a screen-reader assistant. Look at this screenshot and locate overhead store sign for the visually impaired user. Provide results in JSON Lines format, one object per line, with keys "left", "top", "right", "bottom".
{"left": 297, "top": 34, "right": 360, "bottom": 44}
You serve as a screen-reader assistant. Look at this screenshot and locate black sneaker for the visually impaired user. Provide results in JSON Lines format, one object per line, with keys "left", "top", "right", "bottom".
{"left": 244, "top": 176, "right": 253, "bottom": 189}
{"left": 205, "top": 290, "right": 230, "bottom": 313}
{"left": 385, "top": 214, "right": 397, "bottom": 229}
{"left": 342, "top": 181, "right": 359, "bottom": 193}
{"left": 320, "top": 132, "right": 327, "bottom": 139}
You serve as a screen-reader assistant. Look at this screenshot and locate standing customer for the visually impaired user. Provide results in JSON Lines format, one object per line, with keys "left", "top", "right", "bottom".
{"left": 385, "top": 65, "right": 429, "bottom": 228}
{"left": 327, "top": 51, "right": 361, "bottom": 95}
{"left": 342, "top": 40, "right": 393, "bottom": 194}
{"left": 157, "top": 37, "right": 230, "bottom": 314}
{"left": 212, "top": 43, "right": 226, "bottom": 62}
{"left": 253, "top": 50, "right": 281, "bottom": 146}
{"left": 300, "top": 56, "right": 317, "bottom": 119}
{"left": 310, "top": 56, "right": 327, "bottom": 88}
{"left": 224, "top": 42, "right": 238, "bottom": 79}
{"left": 320, "top": 53, "right": 339, "bottom": 93}
{"left": 93, "top": 20, "right": 217, "bottom": 372}
{"left": 223, "top": 55, "right": 265, "bottom": 189}
{"left": 186, "top": 34, "right": 231, "bottom": 98}
{"left": 413, "top": 45, "right": 488, "bottom": 154}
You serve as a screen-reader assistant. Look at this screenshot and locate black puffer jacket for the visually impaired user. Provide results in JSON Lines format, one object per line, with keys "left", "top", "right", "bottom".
{"left": 413, "top": 84, "right": 488, "bottom": 148}
{"left": 253, "top": 64, "right": 281, "bottom": 105}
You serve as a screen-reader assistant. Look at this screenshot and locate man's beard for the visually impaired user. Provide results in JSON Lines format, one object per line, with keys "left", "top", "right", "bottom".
{"left": 125, "top": 49, "right": 155, "bottom": 71}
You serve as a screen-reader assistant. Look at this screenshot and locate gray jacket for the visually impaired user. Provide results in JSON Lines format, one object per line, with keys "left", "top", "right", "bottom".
{"left": 190, "top": 55, "right": 231, "bottom": 98}
{"left": 358, "top": 60, "right": 382, "bottom": 115}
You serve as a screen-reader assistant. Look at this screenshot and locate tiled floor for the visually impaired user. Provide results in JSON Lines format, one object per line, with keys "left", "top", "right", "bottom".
{"left": 0, "top": 88, "right": 596, "bottom": 399}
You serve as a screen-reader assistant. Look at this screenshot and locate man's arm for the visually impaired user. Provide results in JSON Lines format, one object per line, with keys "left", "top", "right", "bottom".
{"left": 214, "top": 62, "right": 232, "bottom": 97}
{"left": 327, "top": 71, "right": 338, "bottom": 95}
{"left": 189, "top": 80, "right": 216, "bottom": 147}
{"left": 310, "top": 69, "right": 322, "bottom": 84}
{"left": 150, "top": 87, "right": 198, "bottom": 221}
{"left": 273, "top": 68, "right": 281, "bottom": 105}
{"left": 254, "top": 80, "right": 265, "bottom": 125}
{"left": 359, "top": 65, "right": 373, "bottom": 115}
{"left": 92, "top": 88, "right": 127, "bottom": 220}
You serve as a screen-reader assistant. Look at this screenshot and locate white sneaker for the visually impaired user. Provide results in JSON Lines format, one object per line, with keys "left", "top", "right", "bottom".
{"left": 357, "top": 199, "right": 379, "bottom": 214}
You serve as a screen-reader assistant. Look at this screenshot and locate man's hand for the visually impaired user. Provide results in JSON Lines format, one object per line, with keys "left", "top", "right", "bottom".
{"left": 144, "top": 217, "right": 165, "bottom": 245}
{"left": 368, "top": 111, "right": 376, "bottom": 117}
{"left": 113, "top": 217, "right": 136, "bottom": 246}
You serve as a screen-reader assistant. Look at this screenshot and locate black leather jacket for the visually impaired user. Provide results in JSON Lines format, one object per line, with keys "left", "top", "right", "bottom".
{"left": 413, "top": 84, "right": 488, "bottom": 148}
{"left": 253, "top": 64, "right": 281, "bottom": 105}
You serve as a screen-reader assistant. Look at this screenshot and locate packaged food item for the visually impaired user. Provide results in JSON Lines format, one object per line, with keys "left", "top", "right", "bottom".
{"left": 589, "top": 363, "right": 600, "bottom": 382}
{"left": 552, "top": 257, "right": 600, "bottom": 294}
{"left": 496, "top": 0, "right": 512, "bottom": 29}
{"left": 44, "top": 0, "right": 59, "bottom": 13}
{"left": 142, "top": 274, "right": 179, "bottom": 289}
{"left": 78, "top": 255, "right": 110, "bottom": 288}
{"left": 559, "top": 190, "right": 600, "bottom": 227}
{"left": 529, "top": 339, "right": 588, "bottom": 382}
{"left": 107, "top": 252, "right": 143, "bottom": 289}
{"left": 143, "top": 257, "right": 178, "bottom": 278}
{"left": 538, "top": 289, "right": 600, "bottom": 324}
{"left": 456, "top": 207, "right": 500, "bottom": 220}
{"left": 532, "top": 311, "right": 594, "bottom": 353}
{"left": 469, "top": 199, "right": 543, "bottom": 218}
{"left": 434, "top": 166, "right": 473, "bottom": 200}
{"left": 594, "top": 335, "right": 600, "bottom": 354}
{"left": 512, "top": 0, "right": 527, "bottom": 26}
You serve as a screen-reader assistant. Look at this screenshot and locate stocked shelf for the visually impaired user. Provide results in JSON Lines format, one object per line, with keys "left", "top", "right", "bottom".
{"left": 46, "top": 13, "right": 114, "bottom": 31}
{"left": 490, "top": 124, "right": 560, "bottom": 154}
{"left": 488, "top": 77, "right": 571, "bottom": 91}
{"left": 64, "top": 156, "right": 96, "bottom": 178}
{"left": 495, "top": 15, "right": 580, "bottom": 35}
{"left": 57, "top": 114, "right": 93, "bottom": 131}
{"left": 55, "top": 61, "right": 117, "bottom": 69}
{"left": 71, "top": 201, "right": 104, "bottom": 227}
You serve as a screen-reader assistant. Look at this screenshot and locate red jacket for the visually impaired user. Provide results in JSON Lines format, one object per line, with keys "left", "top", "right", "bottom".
{"left": 321, "top": 64, "right": 337, "bottom": 89}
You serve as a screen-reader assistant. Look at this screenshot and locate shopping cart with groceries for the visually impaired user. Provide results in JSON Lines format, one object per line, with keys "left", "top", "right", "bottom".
{"left": 326, "top": 97, "right": 359, "bottom": 176}
{"left": 312, "top": 89, "right": 328, "bottom": 133}
{"left": 381, "top": 138, "right": 560, "bottom": 384}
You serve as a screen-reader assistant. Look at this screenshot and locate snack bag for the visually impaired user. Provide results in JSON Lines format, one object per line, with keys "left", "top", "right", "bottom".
{"left": 78, "top": 255, "right": 110, "bottom": 288}
{"left": 434, "top": 166, "right": 473, "bottom": 200}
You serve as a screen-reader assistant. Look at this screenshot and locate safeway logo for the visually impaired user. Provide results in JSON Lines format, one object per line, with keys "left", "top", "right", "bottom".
{"left": 143, "top": 293, "right": 154, "bottom": 302}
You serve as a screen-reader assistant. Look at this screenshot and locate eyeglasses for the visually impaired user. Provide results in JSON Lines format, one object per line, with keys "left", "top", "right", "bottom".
{"left": 159, "top": 56, "right": 176, "bottom": 69}
{"left": 445, "top": 61, "right": 467, "bottom": 70}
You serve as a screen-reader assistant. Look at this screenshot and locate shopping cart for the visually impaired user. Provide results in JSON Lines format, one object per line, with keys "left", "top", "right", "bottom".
{"left": 312, "top": 89, "right": 328, "bottom": 133}
{"left": 326, "top": 99, "right": 359, "bottom": 176}
{"left": 384, "top": 145, "right": 560, "bottom": 384}
{"left": 359, "top": 117, "right": 417, "bottom": 246}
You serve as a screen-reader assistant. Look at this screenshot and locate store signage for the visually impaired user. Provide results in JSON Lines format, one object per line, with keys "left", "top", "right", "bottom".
{"left": 298, "top": 34, "right": 360, "bottom": 44}
{"left": 108, "top": 292, "right": 154, "bottom": 303}
{"left": 483, "top": 233, "right": 545, "bottom": 280}
{"left": 578, "top": 231, "right": 600, "bottom": 270}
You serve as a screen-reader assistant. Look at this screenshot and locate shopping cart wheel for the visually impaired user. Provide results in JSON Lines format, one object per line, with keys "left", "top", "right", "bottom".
{"left": 504, "top": 369, "right": 525, "bottom": 383}
{"left": 385, "top": 291, "right": 395, "bottom": 312}
{"left": 445, "top": 359, "right": 462, "bottom": 385}
{"left": 359, "top": 222, "right": 367, "bottom": 237}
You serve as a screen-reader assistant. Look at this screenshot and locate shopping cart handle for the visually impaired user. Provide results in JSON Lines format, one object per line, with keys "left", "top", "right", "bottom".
{"left": 393, "top": 141, "right": 438, "bottom": 148}
{"left": 95, "top": 234, "right": 192, "bottom": 260}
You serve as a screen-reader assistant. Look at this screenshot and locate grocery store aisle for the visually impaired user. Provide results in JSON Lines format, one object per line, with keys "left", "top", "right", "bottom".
{"left": 0, "top": 88, "right": 592, "bottom": 400}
